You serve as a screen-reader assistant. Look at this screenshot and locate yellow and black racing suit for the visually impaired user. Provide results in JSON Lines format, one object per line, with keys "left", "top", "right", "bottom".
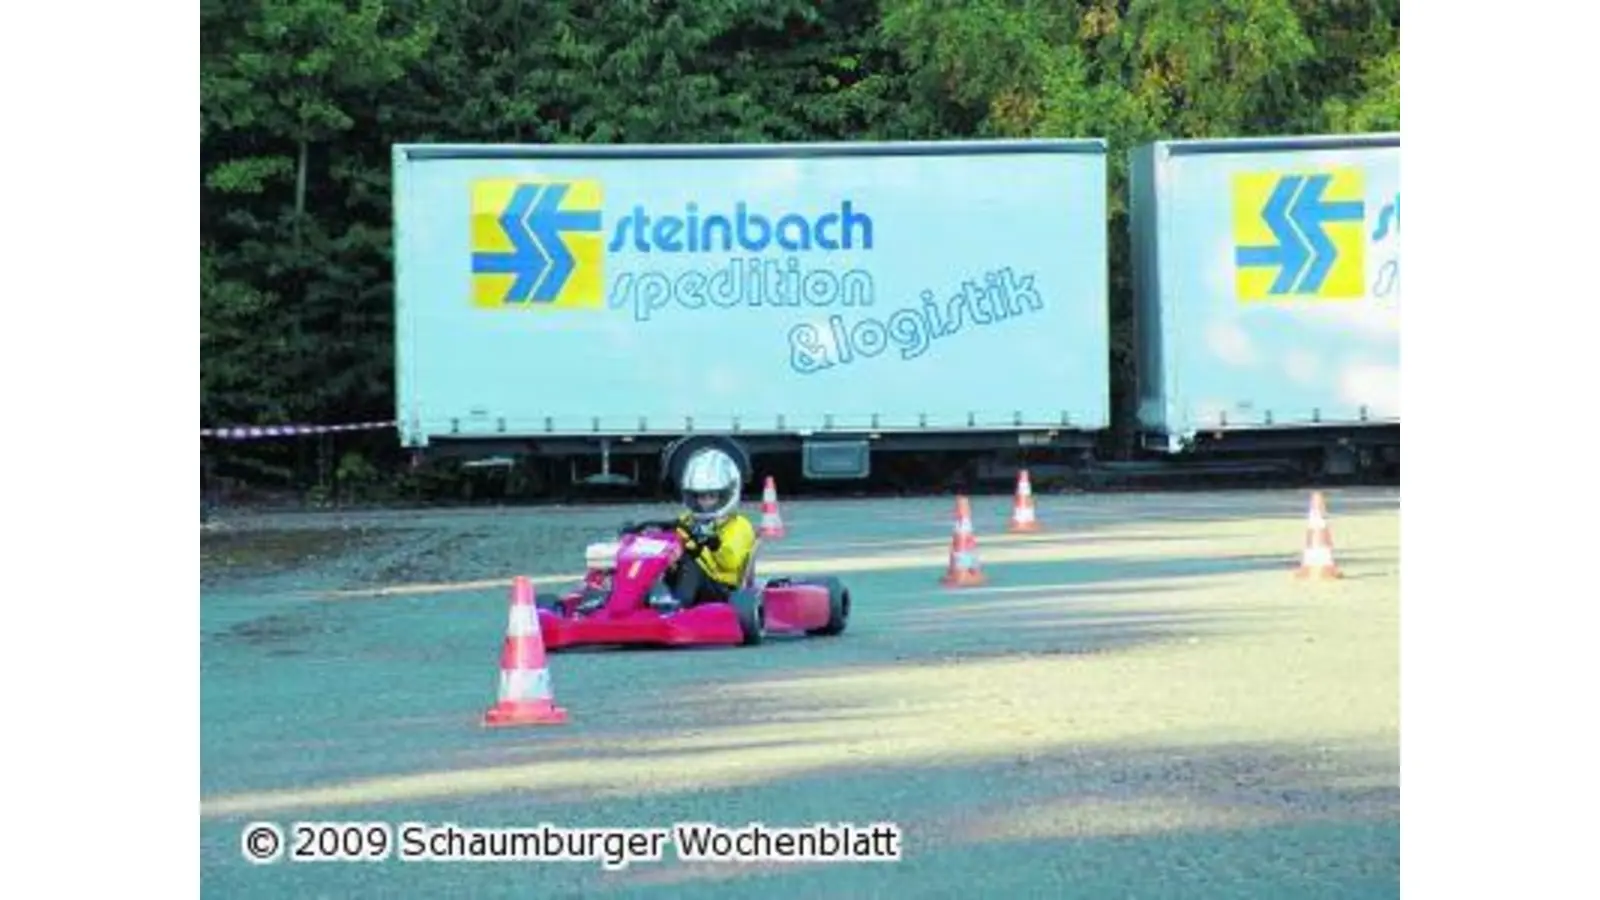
{"left": 672, "top": 511, "right": 757, "bottom": 605}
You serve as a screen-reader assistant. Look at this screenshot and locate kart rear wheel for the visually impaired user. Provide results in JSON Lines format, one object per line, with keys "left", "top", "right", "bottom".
{"left": 730, "top": 589, "right": 765, "bottom": 646}
{"left": 807, "top": 577, "right": 850, "bottom": 637}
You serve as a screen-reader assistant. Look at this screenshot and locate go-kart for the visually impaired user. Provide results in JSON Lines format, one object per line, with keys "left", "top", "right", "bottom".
{"left": 534, "top": 519, "right": 850, "bottom": 650}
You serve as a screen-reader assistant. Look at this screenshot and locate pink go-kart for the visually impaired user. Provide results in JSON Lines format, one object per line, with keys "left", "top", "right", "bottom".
{"left": 534, "top": 520, "right": 850, "bottom": 650}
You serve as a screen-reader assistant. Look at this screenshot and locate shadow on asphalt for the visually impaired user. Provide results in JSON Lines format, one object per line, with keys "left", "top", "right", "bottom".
{"left": 574, "top": 739, "right": 1400, "bottom": 898}
{"left": 200, "top": 737, "right": 1398, "bottom": 898}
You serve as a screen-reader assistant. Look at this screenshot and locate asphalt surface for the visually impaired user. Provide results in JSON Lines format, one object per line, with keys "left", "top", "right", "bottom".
{"left": 200, "top": 487, "right": 1401, "bottom": 898}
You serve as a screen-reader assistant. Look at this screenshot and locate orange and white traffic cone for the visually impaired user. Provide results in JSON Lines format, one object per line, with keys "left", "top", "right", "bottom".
{"left": 940, "top": 495, "right": 986, "bottom": 587}
{"left": 759, "top": 476, "right": 786, "bottom": 539}
{"left": 483, "top": 576, "right": 568, "bottom": 727}
{"left": 1008, "top": 469, "right": 1040, "bottom": 532}
{"left": 1295, "top": 491, "right": 1343, "bottom": 580}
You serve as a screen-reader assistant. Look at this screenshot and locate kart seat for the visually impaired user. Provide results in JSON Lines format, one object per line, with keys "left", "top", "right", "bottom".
{"left": 740, "top": 538, "right": 761, "bottom": 590}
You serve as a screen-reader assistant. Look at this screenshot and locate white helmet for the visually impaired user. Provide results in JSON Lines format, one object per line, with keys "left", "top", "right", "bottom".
{"left": 679, "top": 448, "right": 741, "bottom": 520}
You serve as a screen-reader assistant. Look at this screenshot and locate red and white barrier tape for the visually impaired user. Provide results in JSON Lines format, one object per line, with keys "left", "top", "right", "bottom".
{"left": 201, "top": 421, "right": 396, "bottom": 440}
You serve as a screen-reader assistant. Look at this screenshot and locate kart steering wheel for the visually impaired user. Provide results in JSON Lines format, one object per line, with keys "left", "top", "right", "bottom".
{"left": 617, "top": 519, "right": 714, "bottom": 556}
{"left": 618, "top": 519, "right": 685, "bottom": 537}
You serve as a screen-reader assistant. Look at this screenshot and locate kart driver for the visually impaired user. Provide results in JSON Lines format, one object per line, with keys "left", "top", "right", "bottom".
{"left": 667, "top": 448, "right": 757, "bottom": 608}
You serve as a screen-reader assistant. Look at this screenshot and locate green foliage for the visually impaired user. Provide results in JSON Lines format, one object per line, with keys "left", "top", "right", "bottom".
{"left": 1323, "top": 48, "right": 1400, "bottom": 132}
{"left": 201, "top": 0, "right": 1399, "bottom": 488}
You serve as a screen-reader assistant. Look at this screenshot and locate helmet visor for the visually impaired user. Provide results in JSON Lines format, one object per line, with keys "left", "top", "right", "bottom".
{"left": 687, "top": 489, "right": 726, "bottom": 514}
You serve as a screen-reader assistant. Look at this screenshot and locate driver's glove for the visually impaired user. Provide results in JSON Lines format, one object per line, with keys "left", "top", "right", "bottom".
{"left": 676, "top": 525, "right": 702, "bottom": 556}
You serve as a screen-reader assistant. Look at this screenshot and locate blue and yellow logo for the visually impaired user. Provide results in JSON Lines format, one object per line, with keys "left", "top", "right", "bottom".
{"left": 1233, "top": 170, "right": 1366, "bottom": 301}
{"left": 471, "top": 179, "right": 604, "bottom": 309}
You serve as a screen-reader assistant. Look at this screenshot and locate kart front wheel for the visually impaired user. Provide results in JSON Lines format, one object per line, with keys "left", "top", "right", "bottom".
{"left": 730, "top": 589, "right": 765, "bottom": 646}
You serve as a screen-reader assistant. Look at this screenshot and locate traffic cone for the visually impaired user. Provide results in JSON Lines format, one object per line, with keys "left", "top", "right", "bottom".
{"left": 1295, "top": 491, "right": 1343, "bottom": 580}
{"left": 940, "top": 495, "right": 986, "bottom": 587}
{"left": 759, "top": 476, "right": 786, "bottom": 539}
{"left": 1008, "top": 469, "right": 1040, "bottom": 532}
{"left": 483, "top": 576, "right": 568, "bottom": 727}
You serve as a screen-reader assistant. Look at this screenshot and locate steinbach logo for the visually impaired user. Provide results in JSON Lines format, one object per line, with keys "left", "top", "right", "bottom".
{"left": 1232, "top": 169, "right": 1366, "bottom": 301}
{"left": 471, "top": 179, "right": 606, "bottom": 308}
{"left": 471, "top": 177, "right": 875, "bottom": 312}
